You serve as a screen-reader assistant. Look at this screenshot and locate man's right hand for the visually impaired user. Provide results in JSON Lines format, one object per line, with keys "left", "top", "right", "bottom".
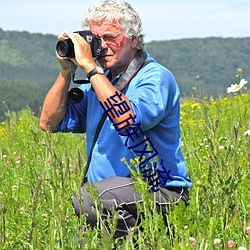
{"left": 56, "top": 33, "right": 79, "bottom": 71}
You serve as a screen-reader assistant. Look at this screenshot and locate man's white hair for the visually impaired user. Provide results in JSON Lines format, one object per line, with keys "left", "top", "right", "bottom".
{"left": 82, "top": 0, "right": 145, "bottom": 49}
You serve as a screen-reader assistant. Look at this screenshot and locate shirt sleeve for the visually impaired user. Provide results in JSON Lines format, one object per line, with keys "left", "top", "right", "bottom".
{"left": 128, "top": 62, "right": 180, "bottom": 132}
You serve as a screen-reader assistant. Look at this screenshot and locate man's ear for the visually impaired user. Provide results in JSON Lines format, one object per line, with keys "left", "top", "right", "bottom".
{"left": 131, "top": 36, "right": 139, "bottom": 48}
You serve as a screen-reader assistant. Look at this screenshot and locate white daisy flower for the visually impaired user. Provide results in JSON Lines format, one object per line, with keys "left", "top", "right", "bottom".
{"left": 227, "top": 79, "right": 248, "bottom": 93}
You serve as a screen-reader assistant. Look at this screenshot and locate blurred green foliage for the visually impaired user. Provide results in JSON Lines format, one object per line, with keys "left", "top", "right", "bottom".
{"left": 0, "top": 28, "right": 250, "bottom": 121}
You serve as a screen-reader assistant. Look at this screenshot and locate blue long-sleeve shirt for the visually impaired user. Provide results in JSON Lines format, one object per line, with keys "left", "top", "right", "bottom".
{"left": 57, "top": 52, "right": 192, "bottom": 188}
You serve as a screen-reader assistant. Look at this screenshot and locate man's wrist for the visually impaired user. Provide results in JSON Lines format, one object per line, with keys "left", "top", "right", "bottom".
{"left": 87, "top": 66, "right": 104, "bottom": 80}
{"left": 60, "top": 68, "right": 71, "bottom": 79}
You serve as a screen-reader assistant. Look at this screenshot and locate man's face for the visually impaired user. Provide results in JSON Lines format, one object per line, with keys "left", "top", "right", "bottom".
{"left": 89, "top": 20, "right": 138, "bottom": 73}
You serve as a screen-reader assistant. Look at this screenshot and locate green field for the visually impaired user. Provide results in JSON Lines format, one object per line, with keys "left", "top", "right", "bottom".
{"left": 0, "top": 91, "right": 249, "bottom": 249}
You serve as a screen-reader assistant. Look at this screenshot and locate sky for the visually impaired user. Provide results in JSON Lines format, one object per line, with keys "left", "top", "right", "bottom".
{"left": 1, "top": 0, "right": 250, "bottom": 42}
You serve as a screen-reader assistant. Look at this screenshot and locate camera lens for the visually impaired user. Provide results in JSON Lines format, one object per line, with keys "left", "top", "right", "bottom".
{"left": 56, "top": 39, "right": 74, "bottom": 58}
{"left": 68, "top": 88, "right": 84, "bottom": 103}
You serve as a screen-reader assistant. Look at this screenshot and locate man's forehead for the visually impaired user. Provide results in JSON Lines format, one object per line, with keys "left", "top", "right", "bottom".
{"left": 89, "top": 19, "right": 121, "bottom": 31}
{"left": 91, "top": 28, "right": 122, "bottom": 37}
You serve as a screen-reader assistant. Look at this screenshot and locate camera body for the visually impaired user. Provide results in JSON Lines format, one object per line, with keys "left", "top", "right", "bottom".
{"left": 56, "top": 30, "right": 102, "bottom": 58}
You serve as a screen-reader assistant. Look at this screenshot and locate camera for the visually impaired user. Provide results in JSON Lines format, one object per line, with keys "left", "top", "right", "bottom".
{"left": 56, "top": 30, "right": 102, "bottom": 58}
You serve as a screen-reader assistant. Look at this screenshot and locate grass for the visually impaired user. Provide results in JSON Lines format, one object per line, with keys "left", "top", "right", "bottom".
{"left": 0, "top": 92, "right": 249, "bottom": 249}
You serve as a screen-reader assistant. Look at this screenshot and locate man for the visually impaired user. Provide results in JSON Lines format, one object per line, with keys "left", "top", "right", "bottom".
{"left": 40, "top": 0, "right": 192, "bottom": 242}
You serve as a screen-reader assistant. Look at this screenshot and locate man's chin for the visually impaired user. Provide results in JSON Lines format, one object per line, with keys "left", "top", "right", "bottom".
{"left": 98, "top": 59, "right": 113, "bottom": 69}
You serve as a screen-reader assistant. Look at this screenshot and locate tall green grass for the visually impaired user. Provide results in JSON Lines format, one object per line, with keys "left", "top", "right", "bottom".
{"left": 0, "top": 93, "right": 249, "bottom": 249}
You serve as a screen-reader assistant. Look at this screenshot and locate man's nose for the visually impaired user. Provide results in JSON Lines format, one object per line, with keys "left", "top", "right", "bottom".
{"left": 101, "top": 38, "right": 108, "bottom": 49}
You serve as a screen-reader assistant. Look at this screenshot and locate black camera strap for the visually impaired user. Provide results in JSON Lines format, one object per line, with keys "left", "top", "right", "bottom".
{"left": 81, "top": 50, "right": 149, "bottom": 186}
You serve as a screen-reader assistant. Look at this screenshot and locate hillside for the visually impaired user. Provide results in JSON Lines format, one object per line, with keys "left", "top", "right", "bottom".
{"left": 146, "top": 37, "right": 250, "bottom": 97}
{"left": 0, "top": 29, "right": 60, "bottom": 120}
{"left": 0, "top": 28, "right": 249, "bottom": 120}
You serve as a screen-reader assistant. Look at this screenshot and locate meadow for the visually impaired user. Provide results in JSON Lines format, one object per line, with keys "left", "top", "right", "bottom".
{"left": 0, "top": 90, "right": 249, "bottom": 249}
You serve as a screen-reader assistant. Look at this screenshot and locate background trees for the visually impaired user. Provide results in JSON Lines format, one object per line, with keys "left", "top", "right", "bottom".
{"left": 0, "top": 28, "right": 249, "bottom": 120}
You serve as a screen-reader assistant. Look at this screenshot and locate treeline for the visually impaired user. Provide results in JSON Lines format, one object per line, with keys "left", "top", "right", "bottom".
{"left": 145, "top": 37, "right": 250, "bottom": 97}
{"left": 0, "top": 28, "right": 250, "bottom": 120}
{"left": 0, "top": 29, "right": 60, "bottom": 120}
{"left": 0, "top": 80, "right": 46, "bottom": 120}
